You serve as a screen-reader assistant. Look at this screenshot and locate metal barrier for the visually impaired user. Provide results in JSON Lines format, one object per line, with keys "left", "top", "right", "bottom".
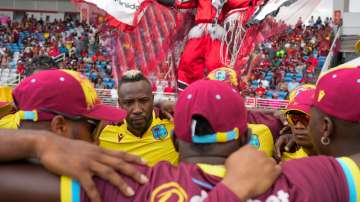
{"left": 98, "top": 89, "right": 289, "bottom": 110}
{"left": 245, "top": 97, "right": 289, "bottom": 110}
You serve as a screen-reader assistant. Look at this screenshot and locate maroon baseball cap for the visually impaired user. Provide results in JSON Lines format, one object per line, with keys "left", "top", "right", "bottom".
{"left": 12, "top": 69, "right": 126, "bottom": 122}
{"left": 314, "top": 66, "right": 360, "bottom": 121}
{"left": 285, "top": 87, "right": 315, "bottom": 115}
{"left": 174, "top": 80, "right": 248, "bottom": 143}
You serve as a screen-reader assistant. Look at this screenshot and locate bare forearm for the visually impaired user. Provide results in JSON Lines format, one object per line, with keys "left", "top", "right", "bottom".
{"left": 0, "top": 129, "right": 45, "bottom": 161}
{"left": 0, "top": 162, "right": 59, "bottom": 202}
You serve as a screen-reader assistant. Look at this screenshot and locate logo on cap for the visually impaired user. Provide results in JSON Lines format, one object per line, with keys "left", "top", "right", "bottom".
{"left": 317, "top": 90, "right": 326, "bottom": 102}
{"left": 151, "top": 124, "right": 168, "bottom": 140}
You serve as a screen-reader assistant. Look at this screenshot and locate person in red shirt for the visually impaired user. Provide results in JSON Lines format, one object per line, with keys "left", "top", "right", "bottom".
{"left": 256, "top": 83, "right": 266, "bottom": 97}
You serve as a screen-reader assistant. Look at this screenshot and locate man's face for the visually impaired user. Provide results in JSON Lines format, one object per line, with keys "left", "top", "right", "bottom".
{"left": 287, "top": 111, "right": 312, "bottom": 147}
{"left": 118, "top": 80, "right": 154, "bottom": 135}
{"left": 67, "top": 119, "right": 97, "bottom": 142}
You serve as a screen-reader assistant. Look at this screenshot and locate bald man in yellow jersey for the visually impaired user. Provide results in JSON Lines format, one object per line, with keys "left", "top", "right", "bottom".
{"left": 99, "top": 70, "right": 179, "bottom": 166}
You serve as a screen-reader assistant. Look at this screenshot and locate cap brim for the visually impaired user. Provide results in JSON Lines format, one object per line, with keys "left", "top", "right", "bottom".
{"left": 83, "top": 104, "right": 127, "bottom": 123}
{"left": 284, "top": 104, "right": 311, "bottom": 115}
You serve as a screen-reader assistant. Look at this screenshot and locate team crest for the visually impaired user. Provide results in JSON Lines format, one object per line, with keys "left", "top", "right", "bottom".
{"left": 249, "top": 134, "right": 260, "bottom": 148}
{"left": 151, "top": 124, "right": 168, "bottom": 140}
{"left": 215, "top": 70, "right": 227, "bottom": 81}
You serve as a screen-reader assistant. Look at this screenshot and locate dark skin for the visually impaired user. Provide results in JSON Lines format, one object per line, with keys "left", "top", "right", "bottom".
{"left": 0, "top": 115, "right": 281, "bottom": 202}
{"left": 309, "top": 107, "right": 360, "bottom": 160}
{"left": 118, "top": 80, "right": 154, "bottom": 137}
{"left": 0, "top": 116, "right": 148, "bottom": 202}
{"left": 172, "top": 115, "right": 251, "bottom": 165}
{"left": 274, "top": 111, "right": 316, "bottom": 160}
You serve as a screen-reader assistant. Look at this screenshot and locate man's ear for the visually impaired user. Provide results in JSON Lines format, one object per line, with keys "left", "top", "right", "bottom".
{"left": 322, "top": 116, "right": 334, "bottom": 141}
{"left": 50, "top": 115, "right": 71, "bottom": 138}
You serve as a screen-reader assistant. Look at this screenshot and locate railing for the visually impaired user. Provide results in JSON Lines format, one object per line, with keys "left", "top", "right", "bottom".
{"left": 245, "top": 97, "right": 289, "bottom": 110}
{"left": 98, "top": 89, "right": 289, "bottom": 110}
{"left": 95, "top": 88, "right": 118, "bottom": 107}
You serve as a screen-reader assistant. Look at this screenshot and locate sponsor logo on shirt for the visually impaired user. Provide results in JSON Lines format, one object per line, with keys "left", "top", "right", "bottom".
{"left": 150, "top": 182, "right": 188, "bottom": 202}
{"left": 151, "top": 124, "right": 168, "bottom": 140}
{"left": 118, "top": 133, "right": 124, "bottom": 142}
{"left": 247, "top": 190, "right": 289, "bottom": 202}
{"left": 190, "top": 190, "right": 208, "bottom": 202}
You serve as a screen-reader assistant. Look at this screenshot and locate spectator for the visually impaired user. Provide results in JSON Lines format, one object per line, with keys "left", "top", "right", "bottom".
{"left": 256, "top": 83, "right": 266, "bottom": 98}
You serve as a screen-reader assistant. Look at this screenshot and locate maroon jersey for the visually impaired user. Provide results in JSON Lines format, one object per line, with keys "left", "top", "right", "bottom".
{"left": 81, "top": 156, "right": 349, "bottom": 202}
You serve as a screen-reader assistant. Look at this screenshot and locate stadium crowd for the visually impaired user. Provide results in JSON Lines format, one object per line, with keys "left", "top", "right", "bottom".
{"left": 0, "top": 11, "right": 358, "bottom": 202}
{"left": 0, "top": 15, "right": 115, "bottom": 88}
{"left": 242, "top": 16, "right": 334, "bottom": 100}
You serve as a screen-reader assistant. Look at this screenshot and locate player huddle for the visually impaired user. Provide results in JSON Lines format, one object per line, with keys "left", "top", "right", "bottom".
{"left": 0, "top": 66, "right": 359, "bottom": 202}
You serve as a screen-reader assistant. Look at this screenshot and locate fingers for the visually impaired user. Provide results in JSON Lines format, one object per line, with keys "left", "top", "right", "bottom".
{"left": 91, "top": 161, "right": 135, "bottom": 197}
{"left": 163, "top": 111, "right": 174, "bottom": 121}
{"left": 97, "top": 154, "right": 149, "bottom": 185}
{"left": 79, "top": 174, "right": 101, "bottom": 202}
{"left": 102, "top": 149, "right": 147, "bottom": 165}
{"left": 285, "top": 138, "right": 296, "bottom": 152}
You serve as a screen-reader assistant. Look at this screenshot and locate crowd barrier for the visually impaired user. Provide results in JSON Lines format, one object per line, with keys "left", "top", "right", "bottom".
{"left": 96, "top": 89, "right": 289, "bottom": 110}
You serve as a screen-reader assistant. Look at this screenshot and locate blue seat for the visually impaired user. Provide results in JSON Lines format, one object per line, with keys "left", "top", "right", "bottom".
{"left": 278, "top": 91, "right": 288, "bottom": 100}
{"left": 284, "top": 77, "right": 292, "bottom": 83}
{"left": 90, "top": 72, "right": 98, "bottom": 80}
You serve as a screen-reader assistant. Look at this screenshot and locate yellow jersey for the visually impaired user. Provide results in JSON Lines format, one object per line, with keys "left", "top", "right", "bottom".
{"left": 99, "top": 113, "right": 179, "bottom": 166}
{"left": 248, "top": 124, "right": 274, "bottom": 157}
{"left": 282, "top": 147, "right": 309, "bottom": 161}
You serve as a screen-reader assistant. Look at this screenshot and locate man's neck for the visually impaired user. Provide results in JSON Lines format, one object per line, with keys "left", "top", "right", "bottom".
{"left": 127, "top": 117, "right": 153, "bottom": 138}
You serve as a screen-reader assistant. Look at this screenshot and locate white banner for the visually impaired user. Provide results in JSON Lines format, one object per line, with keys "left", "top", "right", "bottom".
{"left": 84, "top": 0, "right": 146, "bottom": 26}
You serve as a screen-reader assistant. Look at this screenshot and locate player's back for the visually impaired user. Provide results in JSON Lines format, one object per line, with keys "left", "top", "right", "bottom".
{"left": 78, "top": 156, "right": 357, "bottom": 202}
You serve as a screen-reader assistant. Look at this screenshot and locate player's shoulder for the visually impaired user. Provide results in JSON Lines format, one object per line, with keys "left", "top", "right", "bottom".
{"left": 253, "top": 156, "right": 350, "bottom": 202}
{"left": 99, "top": 124, "right": 126, "bottom": 142}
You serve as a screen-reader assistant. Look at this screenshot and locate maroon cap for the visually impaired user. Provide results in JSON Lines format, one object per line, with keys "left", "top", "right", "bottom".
{"left": 174, "top": 80, "right": 247, "bottom": 143}
{"left": 12, "top": 69, "right": 126, "bottom": 122}
{"left": 314, "top": 66, "right": 360, "bottom": 121}
{"left": 286, "top": 88, "right": 315, "bottom": 115}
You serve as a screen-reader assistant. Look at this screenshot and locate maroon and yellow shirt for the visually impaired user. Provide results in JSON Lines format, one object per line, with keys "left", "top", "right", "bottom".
{"left": 61, "top": 156, "right": 359, "bottom": 202}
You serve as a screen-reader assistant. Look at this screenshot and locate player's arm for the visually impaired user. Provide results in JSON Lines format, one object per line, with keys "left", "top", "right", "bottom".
{"left": 0, "top": 162, "right": 59, "bottom": 202}
{"left": 0, "top": 129, "right": 148, "bottom": 202}
{"left": 219, "top": 145, "right": 282, "bottom": 201}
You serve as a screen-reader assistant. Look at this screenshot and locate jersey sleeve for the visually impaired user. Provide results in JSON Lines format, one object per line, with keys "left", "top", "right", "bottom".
{"left": 250, "top": 156, "right": 349, "bottom": 202}
{"left": 61, "top": 176, "right": 81, "bottom": 202}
